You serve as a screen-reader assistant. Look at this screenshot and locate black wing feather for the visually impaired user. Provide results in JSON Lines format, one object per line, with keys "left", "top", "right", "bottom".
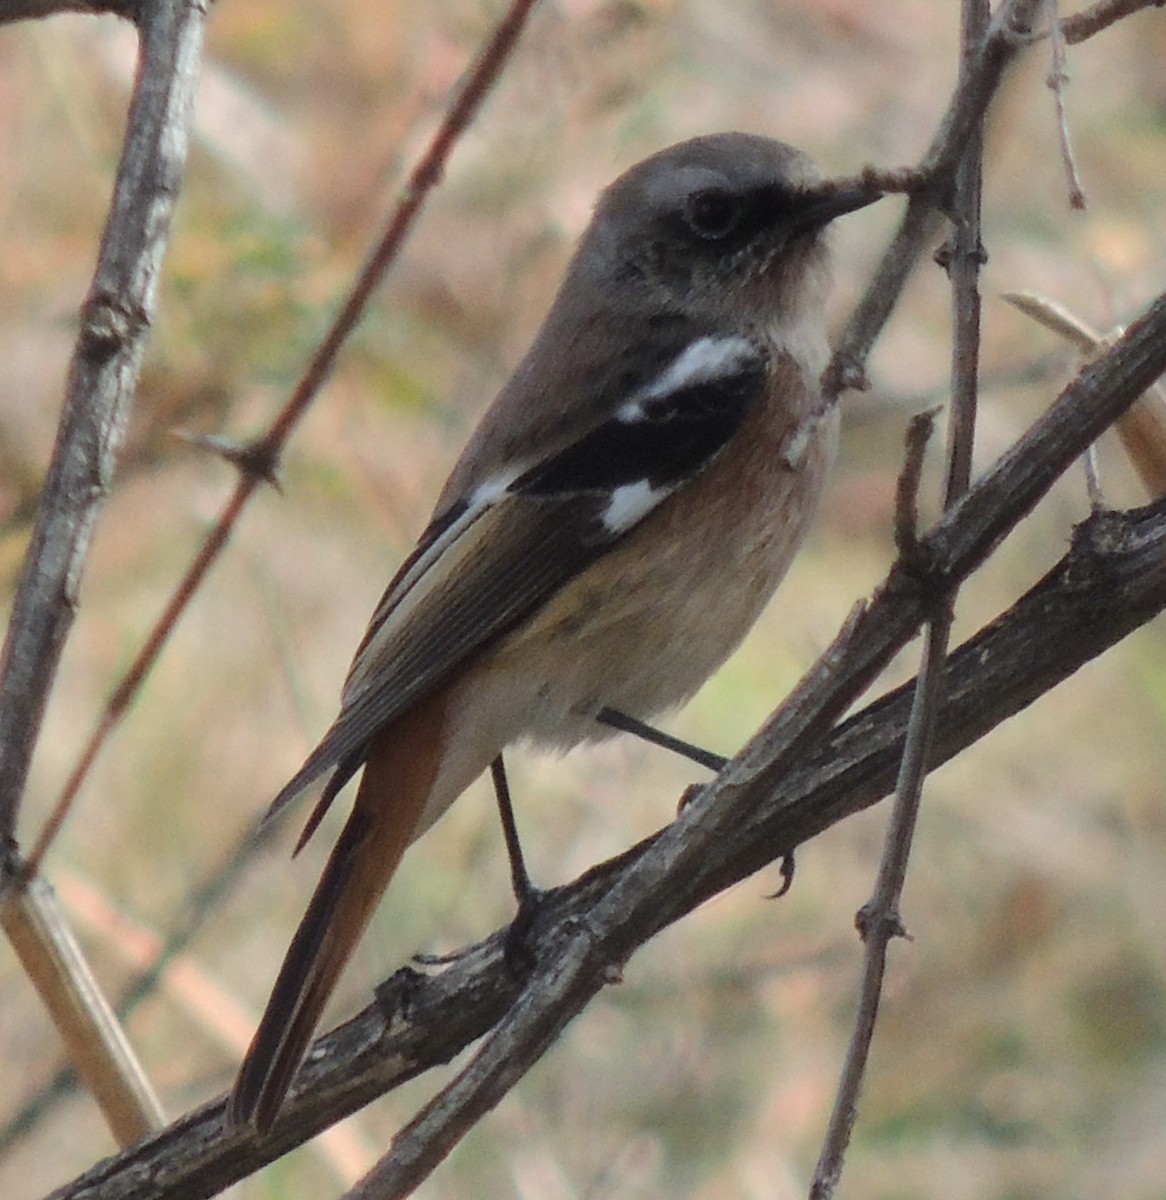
{"left": 515, "top": 357, "right": 766, "bottom": 497}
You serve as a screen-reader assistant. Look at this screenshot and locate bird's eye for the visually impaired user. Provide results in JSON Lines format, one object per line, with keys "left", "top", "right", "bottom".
{"left": 684, "top": 188, "right": 743, "bottom": 240}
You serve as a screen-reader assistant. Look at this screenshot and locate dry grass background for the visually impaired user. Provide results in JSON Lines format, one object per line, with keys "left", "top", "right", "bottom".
{"left": 2, "top": 1, "right": 1166, "bottom": 1197}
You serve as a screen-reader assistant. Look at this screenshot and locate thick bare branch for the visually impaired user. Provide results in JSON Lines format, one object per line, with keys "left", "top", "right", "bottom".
{"left": 0, "top": 0, "right": 206, "bottom": 852}
{"left": 0, "top": 0, "right": 208, "bottom": 1148}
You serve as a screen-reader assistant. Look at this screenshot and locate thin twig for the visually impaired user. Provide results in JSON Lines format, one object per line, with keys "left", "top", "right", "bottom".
{"left": 0, "top": 876, "right": 165, "bottom": 1146}
{"left": 25, "top": 0, "right": 546, "bottom": 875}
{"left": 823, "top": 0, "right": 1045, "bottom": 399}
{"left": 812, "top": 1, "right": 989, "bottom": 1193}
{"left": 0, "top": 816, "right": 278, "bottom": 1153}
{"left": 1047, "top": 0, "right": 1089, "bottom": 209}
{"left": 1060, "top": 0, "right": 1166, "bottom": 43}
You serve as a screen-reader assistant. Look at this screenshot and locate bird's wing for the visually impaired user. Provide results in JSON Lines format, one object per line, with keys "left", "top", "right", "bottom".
{"left": 262, "top": 333, "right": 769, "bottom": 832}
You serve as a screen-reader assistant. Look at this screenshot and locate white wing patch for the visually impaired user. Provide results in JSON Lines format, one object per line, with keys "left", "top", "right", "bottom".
{"left": 602, "top": 479, "right": 669, "bottom": 533}
{"left": 467, "top": 465, "right": 523, "bottom": 508}
{"left": 615, "top": 334, "right": 758, "bottom": 423}
{"left": 640, "top": 335, "right": 758, "bottom": 402}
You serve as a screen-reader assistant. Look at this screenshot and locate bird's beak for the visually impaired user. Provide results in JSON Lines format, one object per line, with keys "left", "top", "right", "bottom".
{"left": 795, "top": 180, "right": 884, "bottom": 231}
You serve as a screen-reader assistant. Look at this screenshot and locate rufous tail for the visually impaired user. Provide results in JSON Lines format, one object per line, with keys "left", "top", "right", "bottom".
{"left": 227, "top": 693, "right": 447, "bottom": 1132}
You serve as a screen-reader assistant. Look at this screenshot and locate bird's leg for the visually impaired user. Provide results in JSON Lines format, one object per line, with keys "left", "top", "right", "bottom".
{"left": 491, "top": 753, "right": 542, "bottom": 974}
{"left": 599, "top": 708, "right": 795, "bottom": 896}
{"left": 491, "top": 753, "right": 538, "bottom": 907}
{"left": 596, "top": 707, "right": 727, "bottom": 772}
{"left": 409, "top": 754, "right": 540, "bottom": 974}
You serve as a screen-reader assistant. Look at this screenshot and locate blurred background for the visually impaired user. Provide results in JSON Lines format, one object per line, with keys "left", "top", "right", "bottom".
{"left": 2, "top": 1, "right": 1166, "bottom": 1197}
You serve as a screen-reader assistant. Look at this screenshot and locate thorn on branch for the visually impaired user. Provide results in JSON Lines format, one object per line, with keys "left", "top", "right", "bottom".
{"left": 172, "top": 430, "right": 283, "bottom": 491}
{"left": 676, "top": 782, "right": 706, "bottom": 815}
{"left": 894, "top": 407, "right": 941, "bottom": 563}
{"left": 821, "top": 353, "right": 871, "bottom": 400}
{"left": 1000, "top": 0, "right": 1048, "bottom": 45}
{"left": 374, "top": 965, "right": 426, "bottom": 1029}
{"left": 854, "top": 902, "right": 911, "bottom": 945}
{"left": 1068, "top": 503, "right": 1149, "bottom": 571}
{"left": 933, "top": 235, "right": 988, "bottom": 276}
{"left": 78, "top": 292, "right": 149, "bottom": 360}
{"left": 765, "top": 852, "right": 796, "bottom": 899}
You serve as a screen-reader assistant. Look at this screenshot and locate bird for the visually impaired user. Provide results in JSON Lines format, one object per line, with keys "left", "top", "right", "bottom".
{"left": 227, "top": 131, "right": 881, "bottom": 1132}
